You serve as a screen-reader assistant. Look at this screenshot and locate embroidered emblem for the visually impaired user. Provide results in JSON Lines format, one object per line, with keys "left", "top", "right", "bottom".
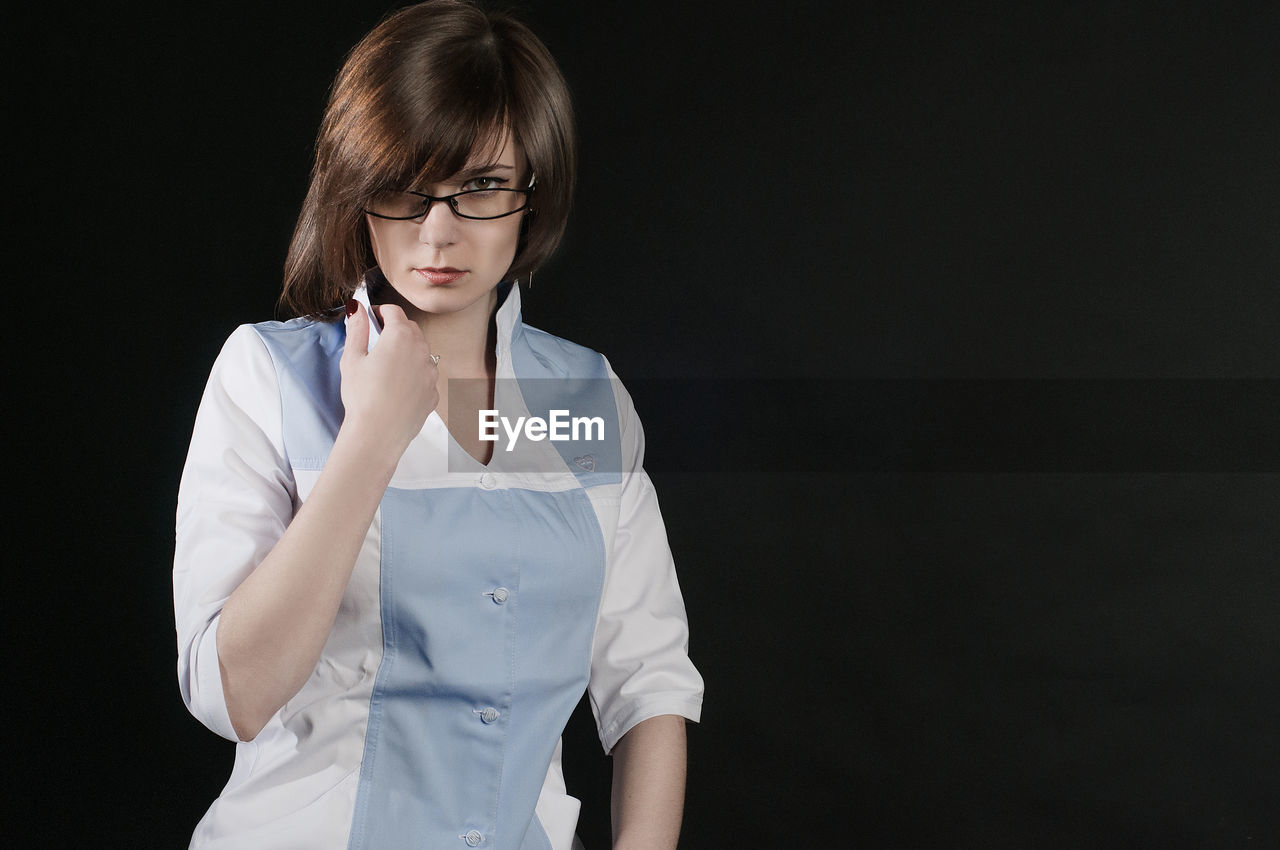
{"left": 573, "top": 454, "right": 595, "bottom": 472}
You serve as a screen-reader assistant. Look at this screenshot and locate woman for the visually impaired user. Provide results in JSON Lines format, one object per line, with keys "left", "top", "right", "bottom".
{"left": 172, "top": 3, "right": 703, "bottom": 848}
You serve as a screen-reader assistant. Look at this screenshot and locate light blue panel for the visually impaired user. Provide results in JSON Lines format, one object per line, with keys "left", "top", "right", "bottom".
{"left": 252, "top": 318, "right": 346, "bottom": 470}
{"left": 348, "top": 485, "right": 605, "bottom": 850}
{"left": 510, "top": 325, "right": 623, "bottom": 487}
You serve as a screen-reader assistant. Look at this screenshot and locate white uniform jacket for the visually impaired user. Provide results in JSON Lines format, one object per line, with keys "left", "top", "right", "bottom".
{"left": 173, "top": 280, "right": 703, "bottom": 849}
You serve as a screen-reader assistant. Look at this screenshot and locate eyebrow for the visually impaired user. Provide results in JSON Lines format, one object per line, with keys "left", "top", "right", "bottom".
{"left": 453, "top": 163, "right": 516, "bottom": 180}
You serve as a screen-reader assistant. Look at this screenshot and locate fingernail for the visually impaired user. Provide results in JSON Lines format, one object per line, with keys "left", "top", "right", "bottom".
{"left": 345, "top": 299, "right": 358, "bottom": 317}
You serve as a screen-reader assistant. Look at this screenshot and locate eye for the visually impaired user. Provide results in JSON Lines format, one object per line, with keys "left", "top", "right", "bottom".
{"left": 463, "top": 176, "right": 507, "bottom": 192}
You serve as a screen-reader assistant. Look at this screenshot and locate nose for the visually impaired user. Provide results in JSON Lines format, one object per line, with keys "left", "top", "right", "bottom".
{"left": 417, "top": 196, "right": 460, "bottom": 248}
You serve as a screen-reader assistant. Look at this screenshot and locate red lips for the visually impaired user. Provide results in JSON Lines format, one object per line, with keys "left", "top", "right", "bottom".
{"left": 416, "top": 267, "right": 466, "bottom": 285}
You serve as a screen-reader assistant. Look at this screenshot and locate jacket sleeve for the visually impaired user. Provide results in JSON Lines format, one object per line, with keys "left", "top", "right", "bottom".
{"left": 173, "top": 324, "right": 296, "bottom": 742}
{"left": 587, "top": 358, "right": 704, "bottom": 754}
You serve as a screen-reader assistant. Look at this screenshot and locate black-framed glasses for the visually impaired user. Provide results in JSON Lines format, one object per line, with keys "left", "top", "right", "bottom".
{"left": 364, "top": 185, "right": 534, "bottom": 221}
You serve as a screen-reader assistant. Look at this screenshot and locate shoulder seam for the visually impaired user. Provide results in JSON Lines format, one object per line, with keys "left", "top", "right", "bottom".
{"left": 245, "top": 324, "right": 292, "bottom": 471}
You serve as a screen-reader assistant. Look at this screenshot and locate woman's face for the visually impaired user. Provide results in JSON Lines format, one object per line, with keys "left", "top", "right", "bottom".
{"left": 366, "top": 131, "right": 528, "bottom": 323}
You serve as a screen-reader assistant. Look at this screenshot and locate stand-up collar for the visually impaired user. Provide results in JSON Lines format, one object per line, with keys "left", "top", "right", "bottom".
{"left": 347, "top": 273, "right": 523, "bottom": 371}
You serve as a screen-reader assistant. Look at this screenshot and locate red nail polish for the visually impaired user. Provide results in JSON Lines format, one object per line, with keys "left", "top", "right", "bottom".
{"left": 345, "top": 299, "right": 358, "bottom": 317}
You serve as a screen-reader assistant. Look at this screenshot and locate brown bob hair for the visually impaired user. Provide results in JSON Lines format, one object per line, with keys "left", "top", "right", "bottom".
{"left": 279, "top": 0, "right": 576, "bottom": 320}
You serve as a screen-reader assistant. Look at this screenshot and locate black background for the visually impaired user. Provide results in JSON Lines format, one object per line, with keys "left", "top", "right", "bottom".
{"left": 17, "top": 1, "right": 1280, "bottom": 846}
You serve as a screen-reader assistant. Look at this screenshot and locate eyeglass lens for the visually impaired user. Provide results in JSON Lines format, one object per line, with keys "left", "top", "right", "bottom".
{"left": 368, "top": 189, "right": 526, "bottom": 220}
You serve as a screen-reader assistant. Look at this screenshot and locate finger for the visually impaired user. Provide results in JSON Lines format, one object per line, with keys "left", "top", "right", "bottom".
{"left": 373, "top": 303, "right": 432, "bottom": 353}
{"left": 373, "top": 303, "right": 406, "bottom": 327}
{"left": 342, "top": 300, "right": 368, "bottom": 361}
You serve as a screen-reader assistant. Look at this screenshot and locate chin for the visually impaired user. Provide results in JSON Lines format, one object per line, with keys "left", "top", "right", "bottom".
{"left": 404, "top": 284, "right": 492, "bottom": 317}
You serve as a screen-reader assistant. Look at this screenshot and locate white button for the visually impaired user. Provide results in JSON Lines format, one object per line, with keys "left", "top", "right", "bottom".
{"left": 479, "top": 707, "right": 500, "bottom": 724}
{"left": 491, "top": 587, "right": 509, "bottom": 604}
{"left": 464, "top": 830, "right": 483, "bottom": 846}
{"left": 479, "top": 473, "right": 496, "bottom": 489}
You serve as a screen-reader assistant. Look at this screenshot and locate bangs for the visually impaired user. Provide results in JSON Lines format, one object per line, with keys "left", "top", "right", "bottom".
{"left": 404, "top": 119, "right": 513, "bottom": 190}
{"left": 371, "top": 32, "right": 514, "bottom": 192}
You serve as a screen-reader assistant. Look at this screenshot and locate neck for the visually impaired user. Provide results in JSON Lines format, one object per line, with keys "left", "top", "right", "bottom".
{"left": 384, "top": 285, "right": 501, "bottom": 378}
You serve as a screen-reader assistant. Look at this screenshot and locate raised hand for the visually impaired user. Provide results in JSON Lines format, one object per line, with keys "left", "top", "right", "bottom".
{"left": 339, "top": 301, "right": 439, "bottom": 457}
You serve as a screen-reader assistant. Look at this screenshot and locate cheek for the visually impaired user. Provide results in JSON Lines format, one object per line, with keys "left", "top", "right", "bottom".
{"left": 490, "top": 219, "right": 523, "bottom": 264}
